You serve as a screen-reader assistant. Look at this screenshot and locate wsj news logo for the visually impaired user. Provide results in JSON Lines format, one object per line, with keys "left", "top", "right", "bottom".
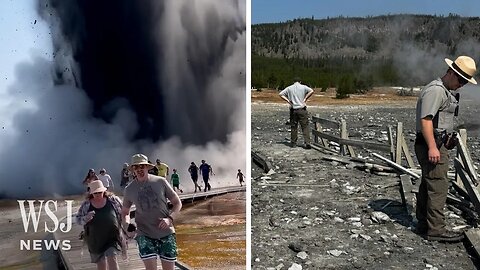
{"left": 18, "top": 200, "right": 73, "bottom": 251}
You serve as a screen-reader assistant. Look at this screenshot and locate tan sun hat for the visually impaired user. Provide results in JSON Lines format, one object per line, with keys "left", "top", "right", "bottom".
{"left": 89, "top": 180, "right": 107, "bottom": 194}
{"left": 129, "top": 153, "right": 154, "bottom": 170}
{"left": 445, "top": 56, "right": 477, "bottom": 84}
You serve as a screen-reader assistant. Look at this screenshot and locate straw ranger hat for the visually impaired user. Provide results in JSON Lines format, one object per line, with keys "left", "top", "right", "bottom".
{"left": 89, "top": 180, "right": 107, "bottom": 194}
{"left": 129, "top": 153, "right": 154, "bottom": 170}
{"left": 445, "top": 56, "right": 477, "bottom": 84}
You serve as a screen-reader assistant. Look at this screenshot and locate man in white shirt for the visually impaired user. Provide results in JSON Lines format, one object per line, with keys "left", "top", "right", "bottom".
{"left": 279, "top": 77, "right": 314, "bottom": 149}
{"left": 98, "top": 168, "right": 114, "bottom": 190}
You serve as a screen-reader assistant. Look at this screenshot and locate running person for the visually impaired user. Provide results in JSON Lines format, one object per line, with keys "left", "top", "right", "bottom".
{"left": 199, "top": 160, "right": 214, "bottom": 192}
{"left": 188, "top": 162, "right": 201, "bottom": 192}
{"left": 171, "top": 169, "right": 183, "bottom": 193}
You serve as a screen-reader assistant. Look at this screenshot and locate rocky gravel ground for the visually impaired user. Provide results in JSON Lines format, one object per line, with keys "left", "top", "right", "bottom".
{"left": 251, "top": 91, "right": 480, "bottom": 270}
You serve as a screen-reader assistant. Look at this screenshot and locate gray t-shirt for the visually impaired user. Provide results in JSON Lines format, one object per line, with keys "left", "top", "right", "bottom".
{"left": 123, "top": 174, "right": 176, "bottom": 239}
{"left": 279, "top": 82, "right": 314, "bottom": 109}
{"left": 415, "top": 78, "right": 449, "bottom": 132}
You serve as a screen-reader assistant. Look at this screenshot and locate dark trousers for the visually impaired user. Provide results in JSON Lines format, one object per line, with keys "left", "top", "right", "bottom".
{"left": 191, "top": 175, "right": 201, "bottom": 191}
{"left": 414, "top": 141, "right": 449, "bottom": 235}
{"left": 291, "top": 107, "right": 311, "bottom": 145}
{"left": 203, "top": 176, "right": 211, "bottom": 191}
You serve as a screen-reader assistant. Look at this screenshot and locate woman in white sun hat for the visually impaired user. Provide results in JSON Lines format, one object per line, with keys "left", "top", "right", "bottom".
{"left": 76, "top": 180, "right": 127, "bottom": 270}
{"left": 414, "top": 55, "right": 476, "bottom": 243}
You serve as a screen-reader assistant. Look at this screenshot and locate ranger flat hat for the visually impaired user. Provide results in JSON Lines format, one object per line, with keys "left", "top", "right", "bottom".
{"left": 445, "top": 56, "right": 477, "bottom": 84}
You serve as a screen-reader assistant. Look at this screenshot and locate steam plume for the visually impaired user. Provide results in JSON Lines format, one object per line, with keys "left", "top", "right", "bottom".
{"left": 0, "top": 0, "right": 246, "bottom": 198}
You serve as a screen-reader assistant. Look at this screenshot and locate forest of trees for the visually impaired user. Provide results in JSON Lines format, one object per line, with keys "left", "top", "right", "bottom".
{"left": 252, "top": 14, "right": 480, "bottom": 98}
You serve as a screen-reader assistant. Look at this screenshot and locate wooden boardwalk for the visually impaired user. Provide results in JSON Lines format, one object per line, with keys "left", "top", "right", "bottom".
{"left": 55, "top": 185, "right": 245, "bottom": 270}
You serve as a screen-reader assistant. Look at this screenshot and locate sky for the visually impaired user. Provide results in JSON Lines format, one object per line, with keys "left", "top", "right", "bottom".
{"left": 252, "top": 0, "right": 480, "bottom": 24}
{"left": 0, "top": 1, "right": 52, "bottom": 92}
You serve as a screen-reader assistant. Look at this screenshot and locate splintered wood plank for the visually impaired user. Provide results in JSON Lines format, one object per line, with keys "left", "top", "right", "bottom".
{"left": 372, "top": 152, "right": 420, "bottom": 179}
{"left": 313, "top": 114, "right": 329, "bottom": 146}
{"left": 313, "top": 130, "right": 391, "bottom": 152}
{"left": 340, "top": 119, "right": 347, "bottom": 156}
{"left": 399, "top": 174, "right": 414, "bottom": 215}
{"left": 387, "top": 125, "right": 395, "bottom": 161}
{"left": 401, "top": 135, "right": 414, "bottom": 168}
{"left": 252, "top": 150, "right": 272, "bottom": 173}
{"left": 395, "top": 122, "right": 403, "bottom": 165}
{"left": 456, "top": 129, "right": 467, "bottom": 193}
{"left": 310, "top": 115, "right": 340, "bottom": 129}
{"left": 454, "top": 158, "right": 480, "bottom": 216}
{"left": 465, "top": 228, "right": 480, "bottom": 258}
{"left": 340, "top": 119, "right": 355, "bottom": 157}
{"left": 314, "top": 114, "right": 320, "bottom": 144}
{"left": 457, "top": 133, "right": 478, "bottom": 185}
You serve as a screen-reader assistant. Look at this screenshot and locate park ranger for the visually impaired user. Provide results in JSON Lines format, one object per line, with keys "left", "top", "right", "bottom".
{"left": 415, "top": 55, "right": 477, "bottom": 242}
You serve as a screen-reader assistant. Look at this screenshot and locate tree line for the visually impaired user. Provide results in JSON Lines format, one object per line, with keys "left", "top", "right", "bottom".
{"left": 252, "top": 55, "right": 398, "bottom": 98}
{"left": 252, "top": 14, "right": 480, "bottom": 98}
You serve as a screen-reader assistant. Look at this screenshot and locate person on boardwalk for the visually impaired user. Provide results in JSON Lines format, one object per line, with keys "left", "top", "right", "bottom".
{"left": 199, "top": 159, "right": 214, "bottom": 192}
{"left": 83, "top": 168, "right": 99, "bottom": 192}
{"left": 120, "top": 163, "right": 130, "bottom": 188}
{"left": 98, "top": 168, "right": 114, "bottom": 191}
{"left": 122, "top": 154, "right": 182, "bottom": 270}
{"left": 188, "top": 162, "right": 202, "bottom": 192}
{"left": 279, "top": 77, "right": 314, "bottom": 149}
{"left": 236, "top": 169, "right": 245, "bottom": 186}
{"left": 171, "top": 169, "right": 183, "bottom": 193}
{"left": 415, "top": 55, "right": 477, "bottom": 242}
{"left": 76, "top": 180, "right": 127, "bottom": 270}
{"left": 156, "top": 159, "right": 170, "bottom": 178}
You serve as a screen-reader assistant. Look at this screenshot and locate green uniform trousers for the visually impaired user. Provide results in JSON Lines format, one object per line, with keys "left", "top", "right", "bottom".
{"left": 414, "top": 142, "right": 449, "bottom": 235}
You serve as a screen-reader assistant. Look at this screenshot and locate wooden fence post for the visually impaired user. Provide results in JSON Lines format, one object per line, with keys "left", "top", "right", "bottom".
{"left": 387, "top": 125, "right": 395, "bottom": 161}
{"left": 340, "top": 119, "right": 356, "bottom": 157}
{"left": 395, "top": 122, "right": 403, "bottom": 165}
{"left": 401, "top": 133, "right": 414, "bottom": 168}
{"left": 314, "top": 114, "right": 320, "bottom": 144}
{"left": 456, "top": 129, "right": 467, "bottom": 192}
{"left": 340, "top": 119, "right": 347, "bottom": 155}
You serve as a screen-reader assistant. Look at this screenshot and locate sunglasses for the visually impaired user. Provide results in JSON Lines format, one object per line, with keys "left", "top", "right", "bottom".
{"left": 93, "top": 192, "right": 103, "bottom": 195}
{"left": 132, "top": 164, "right": 146, "bottom": 170}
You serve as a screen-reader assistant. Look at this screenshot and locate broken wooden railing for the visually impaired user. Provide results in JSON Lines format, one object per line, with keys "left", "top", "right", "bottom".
{"left": 310, "top": 115, "right": 480, "bottom": 250}
{"left": 308, "top": 114, "right": 480, "bottom": 256}
{"left": 311, "top": 115, "right": 388, "bottom": 157}
{"left": 311, "top": 115, "right": 413, "bottom": 168}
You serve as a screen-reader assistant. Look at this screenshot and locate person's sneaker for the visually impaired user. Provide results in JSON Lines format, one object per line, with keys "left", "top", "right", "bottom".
{"left": 304, "top": 144, "right": 312, "bottom": 149}
{"left": 425, "top": 231, "right": 464, "bottom": 242}
{"left": 78, "top": 230, "right": 84, "bottom": 240}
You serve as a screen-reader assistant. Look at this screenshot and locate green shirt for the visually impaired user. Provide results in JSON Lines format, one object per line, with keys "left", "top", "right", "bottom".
{"left": 171, "top": 173, "right": 180, "bottom": 185}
